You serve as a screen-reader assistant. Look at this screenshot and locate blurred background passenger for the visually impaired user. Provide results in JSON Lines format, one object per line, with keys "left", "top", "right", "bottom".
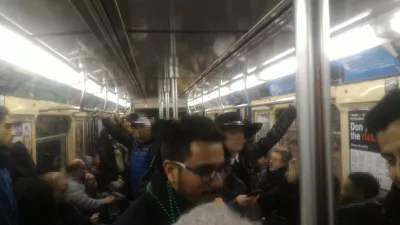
{"left": 0, "top": 106, "right": 18, "bottom": 225}
{"left": 336, "top": 172, "right": 384, "bottom": 225}
{"left": 93, "top": 129, "right": 121, "bottom": 193}
{"left": 66, "top": 159, "right": 115, "bottom": 213}
{"left": 257, "top": 148, "right": 299, "bottom": 225}
{"left": 174, "top": 202, "right": 260, "bottom": 225}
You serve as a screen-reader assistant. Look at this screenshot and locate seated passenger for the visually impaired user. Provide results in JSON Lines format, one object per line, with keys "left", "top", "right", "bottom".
{"left": 42, "top": 172, "right": 98, "bottom": 225}
{"left": 365, "top": 89, "right": 400, "bottom": 225}
{"left": 258, "top": 148, "right": 300, "bottom": 225}
{"left": 336, "top": 172, "right": 384, "bottom": 225}
{"left": 174, "top": 202, "right": 258, "bottom": 225}
{"left": 0, "top": 106, "right": 18, "bottom": 225}
{"left": 66, "top": 159, "right": 115, "bottom": 213}
{"left": 113, "top": 115, "right": 225, "bottom": 225}
{"left": 215, "top": 104, "right": 296, "bottom": 212}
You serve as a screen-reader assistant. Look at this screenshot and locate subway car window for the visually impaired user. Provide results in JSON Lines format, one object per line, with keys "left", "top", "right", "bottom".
{"left": 35, "top": 116, "right": 69, "bottom": 173}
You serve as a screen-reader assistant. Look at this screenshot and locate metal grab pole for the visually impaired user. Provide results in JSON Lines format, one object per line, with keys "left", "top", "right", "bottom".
{"left": 295, "top": 0, "right": 334, "bottom": 225}
{"left": 164, "top": 77, "right": 171, "bottom": 119}
{"left": 158, "top": 79, "right": 165, "bottom": 118}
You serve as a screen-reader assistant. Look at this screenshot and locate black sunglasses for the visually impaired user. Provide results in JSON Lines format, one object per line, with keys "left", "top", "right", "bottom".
{"left": 173, "top": 161, "right": 228, "bottom": 184}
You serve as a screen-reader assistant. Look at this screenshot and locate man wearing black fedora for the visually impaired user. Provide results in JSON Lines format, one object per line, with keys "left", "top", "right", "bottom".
{"left": 215, "top": 103, "right": 296, "bottom": 215}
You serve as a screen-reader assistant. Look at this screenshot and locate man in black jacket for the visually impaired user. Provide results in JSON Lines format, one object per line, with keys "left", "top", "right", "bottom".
{"left": 257, "top": 148, "right": 299, "bottom": 225}
{"left": 113, "top": 115, "right": 226, "bottom": 225}
{"left": 365, "top": 89, "right": 400, "bottom": 225}
{"left": 215, "top": 104, "right": 296, "bottom": 209}
{"left": 336, "top": 172, "right": 384, "bottom": 225}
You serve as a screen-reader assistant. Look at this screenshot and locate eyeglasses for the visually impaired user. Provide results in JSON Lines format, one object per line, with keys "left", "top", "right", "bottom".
{"left": 173, "top": 161, "right": 227, "bottom": 184}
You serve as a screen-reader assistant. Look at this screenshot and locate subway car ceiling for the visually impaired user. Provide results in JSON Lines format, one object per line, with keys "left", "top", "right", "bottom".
{"left": 0, "top": 0, "right": 400, "bottom": 113}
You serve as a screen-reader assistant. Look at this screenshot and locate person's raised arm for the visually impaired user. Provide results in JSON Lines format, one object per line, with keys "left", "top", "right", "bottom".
{"left": 96, "top": 111, "right": 133, "bottom": 148}
{"left": 254, "top": 103, "right": 297, "bottom": 156}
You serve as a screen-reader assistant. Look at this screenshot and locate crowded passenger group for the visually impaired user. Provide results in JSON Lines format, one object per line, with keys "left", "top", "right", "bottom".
{"left": 1, "top": 91, "right": 400, "bottom": 225}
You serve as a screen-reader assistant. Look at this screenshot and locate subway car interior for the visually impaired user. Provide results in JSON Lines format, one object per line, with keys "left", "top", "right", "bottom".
{"left": 1, "top": 0, "right": 400, "bottom": 225}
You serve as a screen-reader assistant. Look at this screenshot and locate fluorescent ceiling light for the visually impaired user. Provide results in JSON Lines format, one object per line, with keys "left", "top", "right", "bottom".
{"left": 247, "top": 67, "right": 257, "bottom": 73}
{"left": 230, "top": 79, "right": 244, "bottom": 91}
{"left": 0, "top": 25, "right": 82, "bottom": 89}
{"left": 0, "top": 25, "right": 126, "bottom": 107}
{"left": 86, "top": 79, "right": 102, "bottom": 95}
{"left": 262, "top": 48, "right": 295, "bottom": 66}
{"left": 330, "top": 25, "right": 384, "bottom": 60}
{"left": 220, "top": 86, "right": 234, "bottom": 97}
{"left": 330, "top": 10, "right": 372, "bottom": 33}
{"left": 390, "top": 11, "right": 400, "bottom": 33}
{"left": 246, "top": 75, "right": 265, "bottom": 89}
{"left": 221, "top": 80, "right": 228, "bottom": 85}
{"left": 233, "top": 73, "right": 243, "bottom": 79}
{"left": 259, "top": 56, "right": 297, "bottom": 81}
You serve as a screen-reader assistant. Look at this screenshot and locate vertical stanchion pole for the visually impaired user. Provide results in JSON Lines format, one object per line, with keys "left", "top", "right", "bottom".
{"left": 159, "top": 78, "right": 165, "bottom": 119}
{"left": 164, "top": 78, "right": 170, "bottom": 119}
{"left": 295, "top": 0, "right": 334, "bottom": 225}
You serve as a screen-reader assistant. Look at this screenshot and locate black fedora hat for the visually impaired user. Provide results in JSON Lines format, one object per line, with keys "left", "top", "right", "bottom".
{"left": 215, "top": 112, "right": 262, "bottom": 139}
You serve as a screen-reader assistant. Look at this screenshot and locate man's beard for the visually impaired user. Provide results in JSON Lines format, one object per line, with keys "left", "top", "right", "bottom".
{"left": 177, "top": 179, "right": 222, "bottom": 206}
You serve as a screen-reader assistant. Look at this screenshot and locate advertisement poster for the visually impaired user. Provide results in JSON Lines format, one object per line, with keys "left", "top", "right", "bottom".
{"left": 12, "top": 122, "right": 33, "bottom": 152}
{"left": 75, "top": 121, "right": 84, "bottom": 158}
{"left": 255, "top": 112, "right": 270, "bottom": 141}
{"left": 348, "top": 110, "right": 392, "bottom": 190}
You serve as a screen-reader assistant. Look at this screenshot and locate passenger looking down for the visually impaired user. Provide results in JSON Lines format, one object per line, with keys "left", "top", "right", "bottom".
{"left": 215, "top": 103, "right": 296, "bottom": 212}
{"left": 98, "top": 112, "right": 155, "bottom": 199}
{"left": 336, "top": 172, "right": 384, "bottom": 225}
{"left": 0, "top": 106, "right": 21, "bottom": 225}
{"left": 66, "top": 159, "right": 116, "bottom": 213}
{"left": 113, "top": 115, "right": 226, "bottom": 225}
{"left": 365, "top": 89, "right": 400, "bottom": 225}
{"left": 41, "top": 172, "right": 96, "bottom": 225}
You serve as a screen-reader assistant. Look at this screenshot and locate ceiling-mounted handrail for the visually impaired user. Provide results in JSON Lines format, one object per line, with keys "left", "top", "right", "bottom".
{"left": 78, "top": 53, "right": 87, "bottom": 112}
{"left": 179, "top": 0, "right": 293, "bottom": 97}
{"left": 216, "top": 99, "right": 294, "bottom": 111}
{"left": 102, "top": 75, "right": 108, "bottom": 111}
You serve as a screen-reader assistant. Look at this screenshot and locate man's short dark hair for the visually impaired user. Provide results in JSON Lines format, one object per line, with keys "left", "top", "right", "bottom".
{"left": 365, "top": 89, "right": 400, "bottom": 135}
{"left": 126, "top": 113, "right": 139, "bottom": 123}
{"left": 0, "top": 105, "right": 8, "bottom": 123}
{"left": 348, "top": 172, "right": 380, "bottom": 199}
{"left": 161, "top": 115, "right": 225, "bottom": 162}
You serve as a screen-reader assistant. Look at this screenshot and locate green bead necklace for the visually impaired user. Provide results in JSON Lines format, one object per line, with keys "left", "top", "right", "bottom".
{"left": 146, "top": 181, "right": 181, "bottom": 224}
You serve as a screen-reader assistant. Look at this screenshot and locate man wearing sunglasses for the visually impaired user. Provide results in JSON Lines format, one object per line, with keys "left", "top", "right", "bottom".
{"left": 0, "top": 106, "right": 18, "bottom": 225}
{"left": 113, "top": 115, "right": 226, "bottom": 225}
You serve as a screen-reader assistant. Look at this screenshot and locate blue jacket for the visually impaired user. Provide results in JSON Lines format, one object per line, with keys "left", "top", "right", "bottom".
{"left": 0, "top": 147, "right": 18, "bottom": 225}
{"left": 102, "top": 118, "right": 155, "bottom": 185}
{"left": 130, "top": 139, "right": 153, "bottom": 185}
